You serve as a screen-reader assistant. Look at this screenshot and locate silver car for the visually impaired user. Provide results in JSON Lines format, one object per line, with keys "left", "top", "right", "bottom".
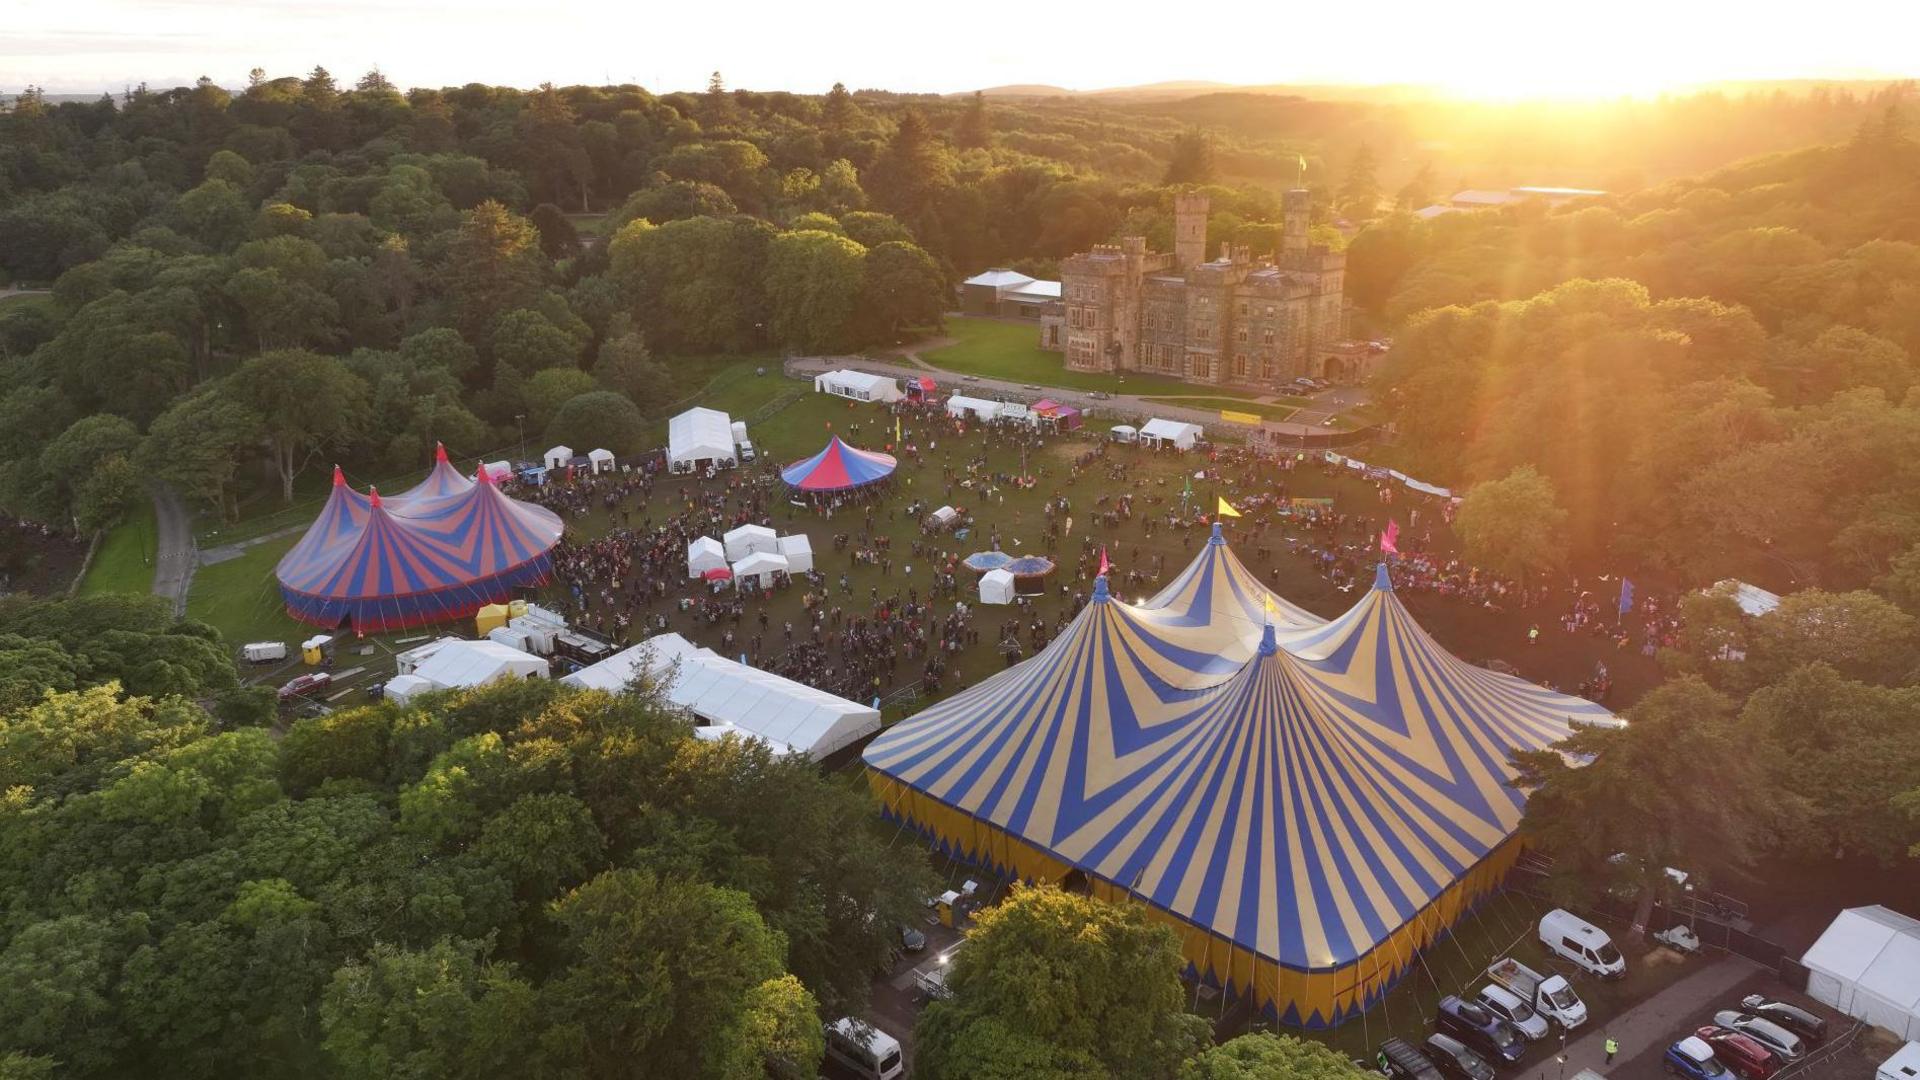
{"left": 1711, "top": 1011, "right": 1805, "bottom": 1061}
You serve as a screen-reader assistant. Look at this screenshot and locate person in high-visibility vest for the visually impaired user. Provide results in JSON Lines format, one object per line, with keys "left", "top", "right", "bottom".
{"left": 1605, "top": 1037, "right": 1619, "bottom": 1064}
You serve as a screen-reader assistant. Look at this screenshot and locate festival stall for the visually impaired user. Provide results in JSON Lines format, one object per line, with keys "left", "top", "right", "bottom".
{"left": 963, "top": 551, "right": 1012, "bottom": 573}
{"left": 906, "top": 375, "right": 939, "bottom": 400}
{"left": 946, "top": 396, "right": 1002, "bottom": 422}
{"left": 928, "top": 506, "right": 959, "bottom": 530}
{"left": 978, "top": 568, "right": 1016, "bottom": 605}
{"left": 668, "top": 407, "right": 737, "bottom": 473}
{"left": 587, "top": 448, "right": 615, "bottom": 473}
{"left": 687, "top": 537, "right": 727, "bottom": 578}
{"left": 777, "top": 534, "right": 814, "bottom": 574}
{"left": 814, "top": 369, "right": 903, "bottom": 403}
{"left": 1139, "top": 418, "right": 1203, "bottom": 450}
{"left": 1109, "top": 424, "right": 1138, "bottom": 443}
{"left": 731, "top": 550, "right": 790, "bottom": 590}
{"left": 1004, "top": 555, "right": 1056, "bottom": 594}
{"left": 543, "top": 445, "right": 574, "bottom": 470}
{"left": 722, "top": 523, "right": 778, "bottom": 561}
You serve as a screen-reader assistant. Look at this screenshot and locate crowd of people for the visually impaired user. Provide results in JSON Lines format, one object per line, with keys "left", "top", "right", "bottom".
{"left": 511, "top": 396, "right": 1685, "bottom": 710}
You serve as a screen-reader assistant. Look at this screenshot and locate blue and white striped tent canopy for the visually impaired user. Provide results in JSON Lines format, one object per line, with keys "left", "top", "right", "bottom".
{"left": 864, "top": 550, "right": 1619, "bottom": 1025}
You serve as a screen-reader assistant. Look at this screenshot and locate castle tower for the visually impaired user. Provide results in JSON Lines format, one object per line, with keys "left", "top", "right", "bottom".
{"left": 1282, "top": 188, "right": 1310, "bottom": 253}
{"left": 1174, "top": 191, "right": 1209, "bottom": 270}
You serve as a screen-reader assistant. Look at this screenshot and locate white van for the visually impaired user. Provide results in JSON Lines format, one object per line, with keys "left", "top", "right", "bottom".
{"left": 825, "top": 1017, "right": 905, "bottom": 1080}
{"left": 1539, "top": 909, "right": 1626, "bottom": 978}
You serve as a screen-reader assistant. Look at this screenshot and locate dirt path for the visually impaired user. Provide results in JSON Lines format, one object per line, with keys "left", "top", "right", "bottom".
{"left": 149, "top": 484, "right": 195, "bottom": 616}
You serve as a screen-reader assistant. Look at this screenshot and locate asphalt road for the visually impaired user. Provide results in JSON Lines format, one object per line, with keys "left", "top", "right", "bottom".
{"left": 786, "top": 355, "right": 1365, "bottom": 439}
{"left": 149, "top": 483, "right": 195, "bottom": 616}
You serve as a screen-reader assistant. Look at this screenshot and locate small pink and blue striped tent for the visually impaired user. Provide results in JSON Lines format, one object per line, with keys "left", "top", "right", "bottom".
{"left": 387, "top": 442, "right": 474, "bottom": 515}
{"left": 276, "top": 462, "right": 563, "bottom": 633}
{"left": 781, "top": 436, "right": 897, "bottom": 492}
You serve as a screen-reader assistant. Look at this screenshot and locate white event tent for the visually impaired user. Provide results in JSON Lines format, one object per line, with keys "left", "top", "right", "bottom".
{"left": 588, "top": 448, "right": 615, "bottom": 473}
{"left": 979, "top": 568, "right": 1016, "bottom": 605}
{"left": 561, "top": 633, "right": 881, "bottom": 759}
{"left": 687, "top": 537, "right": 727, "bottom": 578}
{"left": 668, "top": 407, "right": 737, "bottom": 472}
{"left": 1110, "top": 424, "right": 1138, "bottom": 442}
{"left": 543, "top": 445, "right": 574, "bottom": 469}
{"left": 723, "top": 523, "right": 778, "bottom": 561}
{"left": 732, "top": 551, "right": 789, "bottom": 589}
{"left": 403, "top": 637, "right": 547, "bottom": 692}
{"left": 777, "top": 534, "right": 814, "bottom": 574}
{"left": 1803, "top": 906, "right": 1920, "bottom": 1039}
{"left": 946, "top": 396, "right": 1002, "bottom": 421}
{"left": 814, "top": 369, "right": 903, "bottom": 402}
{"left": 1138, "top": 418, "right": 1203, "bottom": 450}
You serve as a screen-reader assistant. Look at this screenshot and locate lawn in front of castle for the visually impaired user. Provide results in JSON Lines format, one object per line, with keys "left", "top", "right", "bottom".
{"left": 921, "top": 317, "right": 1274, "bottom": 400}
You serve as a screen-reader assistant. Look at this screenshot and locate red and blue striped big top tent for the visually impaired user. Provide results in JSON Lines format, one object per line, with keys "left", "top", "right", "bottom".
{"left": 781, "top": 435, "right": 897, "bottom": 492}
{"left": 276, "top": 455, "right": 563, "bottom": 633}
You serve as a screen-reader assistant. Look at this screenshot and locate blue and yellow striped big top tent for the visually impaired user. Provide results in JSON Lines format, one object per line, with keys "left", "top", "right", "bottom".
{"left": 863, "top": 526, "right": 1620, "bottom": 1027}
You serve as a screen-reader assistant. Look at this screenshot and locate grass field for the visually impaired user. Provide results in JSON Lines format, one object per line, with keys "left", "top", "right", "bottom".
{"left": 922, "top": 318, "right": 1268, "bottom": 399}
{"left": 78, "top": 502, "right": 158, "bottom": 597}
{"left": 188, "top": 535, "right": 303, "bottom": 648}
{"left": 1140, "top": 396, "right": 1299, "bottom": 421}
{"left": 0, "top": 292, "right": 52, "bottom": 315}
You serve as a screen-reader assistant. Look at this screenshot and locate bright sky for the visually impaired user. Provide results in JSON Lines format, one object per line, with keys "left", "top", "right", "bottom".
{"left": 6, "top": 0, "right": 1918, "bottom": 98}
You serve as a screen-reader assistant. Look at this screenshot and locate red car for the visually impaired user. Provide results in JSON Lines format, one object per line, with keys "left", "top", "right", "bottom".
{"left": 1696, "top": 1026, "right": 1781, "bottom": 1080}
{"left": 278, "top": 672, "right": 332, "bottom": 701}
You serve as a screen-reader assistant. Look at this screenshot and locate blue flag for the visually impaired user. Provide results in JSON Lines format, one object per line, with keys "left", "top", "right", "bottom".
{"left": 1618, "top": 578, "right": 1635, "bottom": 615}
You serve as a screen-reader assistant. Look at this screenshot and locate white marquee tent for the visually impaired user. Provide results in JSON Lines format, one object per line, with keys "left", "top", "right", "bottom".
{"left": 1139, "top": 418, "right": 1203, "bottom": 450}
{"left": 588, "top": 448, "right": 615, "bottom": 473}
{"left": 407, "top": 638, "right": 547, "bottom": 691}
{"left": 1110, "top": 424, "right": 1138, "bottom": 442}
{"left": 979, "top": 568, "right": 1016, "bottom": 605}
{"left": 561, "top": 633, "right": 881, "bottom": 759}
{"left": 687, "top": 536, "right": 727, "bottom": 578}
{"left": 732, "top": 550, "right": 790, "bottom": 589}
{"left": 383, "top": 673, "right": 437, "bottom": 706}
{"left": 1803, "top": 906, "right": 1920, "bottom": 1039}
{"left": 929, "top": 506, "right": 958, "bottom": 528}
{"left": 482, "top": 460, "right": 513, "bottom": 481}
{"left": 543, "top": 444, "right": 574, "bottom": 469}
{"left": 946, "top": 395, "right": 1002, "bottom": 421}
{"left": 1712, "top": 579, "right": 1784, "bottom": 617}
{"left": 777, "top": 534, "right": 814, "bottom": 574}
{"left": 722, "top": 523, "right": 777, "bottom": 561}
{"left": 814, "top": 369, "right": 903, "bottom": 403}
{"left": 668, "top": 407, "right": 737, "bottom": 472}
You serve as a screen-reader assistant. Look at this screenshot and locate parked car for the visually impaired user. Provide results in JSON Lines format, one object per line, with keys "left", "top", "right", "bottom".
{"left": 1376, "top": 1037, "right": 1444, "bottom": 1080}
{"left": 1665, "top": 1036, "right": 1732, "bottom": 1080}
{"left": 1711, "top": 1012, "right": 1805, "bottom": 1062}
{"left": 1435, "top": 995, "right": 1526, "bottom": 1065}
{"left": 898, "top": 925, "right": 925, "bottom": 952}
{"left": 1539, "top": 908, "right": 1627, "bottom": 978}
{"left": 1022, "top": 383, "right": 1042, "bottom": 390}
{"left": 1423, "top": 1034, "right": 1496, "bottom": 1080}
{"left": 1696, "top": 1026, "right": 1783, "bottom": 1080}
{"left": 1476, "top": 984, "right": 1551, "bottom": 1041}
{"left": 278, "top": 672, "right": 332, "bottom": 701}
{"left": 1738, "top": 996, "right": 1828, "bottom": 1046}
{"left": 961, "top": 374, "right": 979, "bottom": 382}
{"left": 1089, "top": 390, "right": 1112, "bottom": 400}
{"left": 1485, "top": 957, "right": 1587, "bottom": 1029}
{"left": 824, "top": 1017, "right": 905, "bottom": 1080}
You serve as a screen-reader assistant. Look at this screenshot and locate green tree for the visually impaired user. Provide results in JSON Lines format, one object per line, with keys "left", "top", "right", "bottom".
{"left": 1338, "top": 143, "right": 1382, "bottom": 220}
{"left": 1395, "top": 162, "right": 1437, "bottom": 210}
{"left": 491, "top": 308, "right": 580, "bottom": 376}
{"left": 1454, "top": 465, "right": 1567, "bottom": 583}
{"left": 398, "top": 327, "right": 479, "bottom": 380}
{"left": 955, "top": 91, "right": 991, "bottom": 150}
{"left": 170, "top": 179, "right": 252, "bottom": 250}
{"left": 858, "top": 240, "right": 948, "bottom": 343}
{"left": 1163, "top": 129, "right": 1216, "bottom": 185}
{"left": 592, "top": 331, "right": 666, "bottom": 403}
{"left": 607, "top": 215, "right": 773, "bottom": 353}
{"left": 1181, "top": 1032, "right": 1372, "bottom": 1080}
{"left": 1745, "top": 588, "right": 1919, "bottom": 685}
{"left": 320, "top": 937, "right": 539, "bottom": 1079}
{"left": 1510, "top": 678, "right": 1784, "bottom": 937}
{"left": 204, "top": 149, "right": 255, "bottom": 187}
{"left": 0, "top": 914, "right": 148, "bottom": 1074}
{"left": 546, "top": 391, "right": 644, "bottom": 454}
{"left": 766, "top": 229, "right": 867, "bottom": 352}
{"left": 523, "top": 368, "right": 600, "bottom": 431}
{"left": 141, "top": 385, "right": 266, "bottom": 521}
{"left": 916, "top": 885, "right": 1210, "bottom": 1080}
{"left": 528, "top": 202, "right": 581, "bottom": 259}
{"left": 444, "top": 200, "right": 546, "bottom": 345}
{"left": 223, "top": 349, "right": 372, "bottom": 502}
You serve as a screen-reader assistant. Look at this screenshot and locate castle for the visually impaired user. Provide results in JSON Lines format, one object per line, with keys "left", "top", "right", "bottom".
{"left": 1044, "top": 190, "right": 1349, "bottom": 387}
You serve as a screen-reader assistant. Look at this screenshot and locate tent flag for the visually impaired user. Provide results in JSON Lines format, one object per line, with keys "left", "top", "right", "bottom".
{"left": 1380, "top": 519, "right": 1400, "bottom": 554}
{"left": 1618, "top": 577, "right": 1635, "bottom": 615}
{"left": 1098, "top": 546, "right": 1110, "bottom": 575}
{"left": 1217, "top": 496, "right": 1242, "bottom": 518}
{"left": 895, "top": 416, "right": 901, "bottom": 443}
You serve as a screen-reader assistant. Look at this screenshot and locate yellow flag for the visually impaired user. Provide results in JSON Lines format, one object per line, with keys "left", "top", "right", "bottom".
{"left": 895, "top": 416, "right": 901, "bottom": 443}
{"left": 1217, "top": 496, "right": 1242, "bottom": 518}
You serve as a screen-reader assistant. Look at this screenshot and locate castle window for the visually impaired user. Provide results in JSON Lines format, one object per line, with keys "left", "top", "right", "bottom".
{"left": 1233, "top": 354, "right": 1249, "bottom": 377}
{"left": 1236, "top": 326, "right": 1249, "bottom": 343}
{"left": 1263, "top": 327, "right": 1275, "bottom": 344}
{"left": 1237, "top": 301, "right": 1248, "bottom": 316}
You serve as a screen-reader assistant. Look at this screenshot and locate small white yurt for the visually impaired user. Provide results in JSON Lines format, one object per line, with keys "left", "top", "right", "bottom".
{"left": 777, "top": 534, "right": 814, "bottom": 574}
{"left": 723, "top": 523, "right": 778, "bottom": 561}
{"left": 929, "top": 506, "right": 958, "bottom": 527}
{"left": 687, "top": 536, "right": 727, "bottom": 578}
{"left": 979, "top": 568, "right": 1016, "bottom": 605}
{"left": 732, "top": 551, "right": 790, "bottom": 590}
{"left": 543, "top": 445, "right": 574, "bottom": 470}
{"left": 588, "top": 448, "right": 615, "bottom": 473}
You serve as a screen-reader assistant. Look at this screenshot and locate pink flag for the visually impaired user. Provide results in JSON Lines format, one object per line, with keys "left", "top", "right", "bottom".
{"left": 1380, "top": 519, "right": 1400, "bottom": 554}
{"left": 1099, "top": 546, "right": 1110, "bottom": 575}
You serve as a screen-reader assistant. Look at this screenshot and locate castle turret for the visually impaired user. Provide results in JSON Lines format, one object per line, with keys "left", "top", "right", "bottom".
{"left": 1174, "top": 191, "right": 1209, "bottom": 270}
{"left": 1282, "top": 188, "right": 1310, "bottom": 253}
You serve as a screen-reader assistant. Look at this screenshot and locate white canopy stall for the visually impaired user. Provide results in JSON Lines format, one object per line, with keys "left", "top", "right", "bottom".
{"left": 1710, "top": 579, "right": 1784, "bottom": 617}
{"left": 687, "top": 536, "right": 727, "bottom": 578}
{"left": 1109, "top": 424, "right": 1138, "bottom": 442}
{"left": 946, "top": 395, "right": 1002, "bottom": 422}
{"left": 732, "top": 550, "right": 790, "bottom": 590}
{"left": 777, "top": 534, "right": 814, "bottom": 574}
{"left": 587, "top": 448, "right": 615, "bottom": 473}
{"left": 722, "top": 523, "right": 777, "bottom": 561}
{"left": 1803, "top": 906, "right": 1920, "bottom": 1039}
{"left": 814, "top": 369, "right": 903, "bottom": 403}
{"left": 929, "top": 506, "right": 958, "bottom": 528}
{"left": 979, "top": 568, "right": 1016, "bottom": 605}
{"left": 1139, "top": 417, "right": 1204, "bottom": 450}
{"left": 542, "top": 444, "right": 574, "bottom": 469}
{"left": 382, "top": 673, "right": 437, "bottom": 706}
{"left": 668, "top": 407, "right": 737, "bottom": 473}
{"left": 561, "top": 633, "right": 881, "bottom": 760}
{"left": 406, "top": 638, "right": 548, "bottom": 691}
